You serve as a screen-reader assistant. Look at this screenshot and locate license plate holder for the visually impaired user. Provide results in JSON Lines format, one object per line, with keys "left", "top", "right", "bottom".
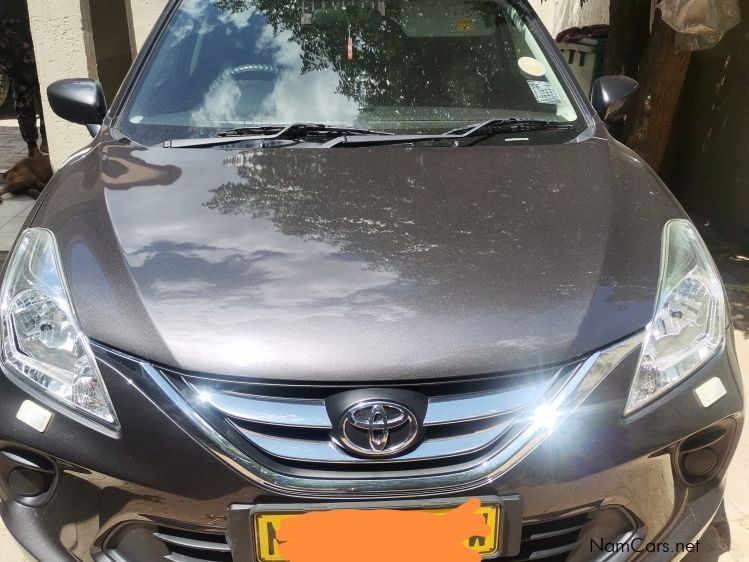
{"left": 227, "top": 495, "right": 522, "bottom": 562}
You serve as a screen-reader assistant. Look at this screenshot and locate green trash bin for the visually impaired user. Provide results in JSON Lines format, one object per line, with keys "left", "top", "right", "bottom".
{"left": 558, "top": 37, "right": 606, "bottom": 97}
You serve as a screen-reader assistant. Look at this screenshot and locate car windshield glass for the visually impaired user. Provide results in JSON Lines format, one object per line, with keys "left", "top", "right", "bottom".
{"left": 118, "top": 0, "right": 584, "bottom": 146}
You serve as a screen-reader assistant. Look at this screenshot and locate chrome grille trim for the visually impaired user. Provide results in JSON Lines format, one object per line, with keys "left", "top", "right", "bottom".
{"left": 234, "top": 419, "right": 513, "bottom": 464}
{"left": 185, "top": 377, "right": 552, "bottom": 429}
{"left": 424, "top": 380, "right": 552, "bottom": 425}
{"left": 101, "top": 332, "right": 642, "bottom": 497}
{"left": 185, "top": 386, "right": 332, "bottom": 429}
{"left": 180, "top": 370, "right": 558, "bottom": 468}
{"left": 153, "top": 532, "right": 232, "bottom": 552}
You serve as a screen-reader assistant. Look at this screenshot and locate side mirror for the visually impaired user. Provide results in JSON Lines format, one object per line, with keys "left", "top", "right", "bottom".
{"left": 591, "top": 76, "right": 639, "bottom": 123}
{"left": 47, "top": 79, "right": 106, "bottom": 137}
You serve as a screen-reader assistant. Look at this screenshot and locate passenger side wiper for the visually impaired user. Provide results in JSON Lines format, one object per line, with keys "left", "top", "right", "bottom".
{"left": 321, "top": 118, "right": 575, "bottom": 148}
{"left": 333, "top": 118, "right": 576, "bottom": 147}
{"left": 444, "top": 118, "right": 575, "bottom": 136}
{"left": 164, "top": 123, "right": 393, "bottom": 148}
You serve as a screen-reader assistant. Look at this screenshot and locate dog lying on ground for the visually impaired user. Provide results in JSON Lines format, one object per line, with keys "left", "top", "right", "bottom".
{"left": 0, "top": 154, "right": 53, "bottom": 201}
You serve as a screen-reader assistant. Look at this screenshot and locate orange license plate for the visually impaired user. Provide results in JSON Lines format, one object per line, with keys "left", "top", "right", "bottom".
{"left": 252, "top": 499, "right": 500, "bottom": 562}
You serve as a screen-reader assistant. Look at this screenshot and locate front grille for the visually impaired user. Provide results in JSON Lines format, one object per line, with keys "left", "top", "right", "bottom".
{"left": 104, "top": 524, "right": 232, "bottom": 562}
{"left": 162, "top": 363, "right": 577, "bottom": 477}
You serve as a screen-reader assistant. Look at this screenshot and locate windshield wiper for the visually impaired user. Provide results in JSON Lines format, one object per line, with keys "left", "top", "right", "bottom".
{"left": 321, "top": 118, "right": 575, "bottom": 148}
{"left": 444, "top": 118, "right": 575, "bottom": 136}
{"left": 164, "top": 123, "right": 393, "bottom": 148}
{"left": 164, "top": 119, "right": 573, "bottom": 149}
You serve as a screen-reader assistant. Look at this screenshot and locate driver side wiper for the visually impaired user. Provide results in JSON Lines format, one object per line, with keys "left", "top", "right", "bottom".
{"left": 164, "top": 123, "right": 393, "bottom": 148}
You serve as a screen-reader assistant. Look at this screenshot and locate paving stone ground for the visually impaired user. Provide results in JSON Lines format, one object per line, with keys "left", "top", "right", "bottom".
{"left": 0, "top": 119, "right": 27, "bottom": 173}
{"left": 0, "top": 119, "right": 39, "bottom": 252}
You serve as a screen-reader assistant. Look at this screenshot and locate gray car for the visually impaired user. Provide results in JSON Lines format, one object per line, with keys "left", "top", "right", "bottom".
{"left": 0, "top": 1, "right": 743, "bottom": 561}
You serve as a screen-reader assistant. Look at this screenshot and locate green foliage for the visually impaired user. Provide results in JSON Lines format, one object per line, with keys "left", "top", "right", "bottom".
{"left": 210, "top": 0, "right": 515, "bottom": 107}
{"left": 203, "top": 149, "right": 521, "bottom": 287}
{"left": 213, "top": 0, "right": 252, "bottom": 12}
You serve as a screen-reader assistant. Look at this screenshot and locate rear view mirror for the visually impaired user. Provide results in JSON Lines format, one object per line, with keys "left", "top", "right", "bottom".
{"left": 47, "top": 79, "right": 106, "bottom": 137}
{"left": 591, "top": 76, "right": 639, "bottom": 124}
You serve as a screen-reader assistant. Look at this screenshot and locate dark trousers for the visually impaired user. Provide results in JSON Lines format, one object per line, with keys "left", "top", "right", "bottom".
{"left": 1, "top": 12, "right": 46, "bottom": 153}
{"left": 9, "top": 70, "right": 45, "bottom": 150}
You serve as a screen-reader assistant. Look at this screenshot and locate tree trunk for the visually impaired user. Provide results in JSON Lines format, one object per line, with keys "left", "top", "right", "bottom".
{"left": 604, "top": 0, "right": 651, "bottom": 77}
{"left": 623, "top": 12, "right": 691, "bottom": 171}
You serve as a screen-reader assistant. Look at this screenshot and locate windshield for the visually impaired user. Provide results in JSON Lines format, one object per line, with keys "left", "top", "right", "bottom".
{"left": 119, "top": 0, "right": 584, "bottom": 146}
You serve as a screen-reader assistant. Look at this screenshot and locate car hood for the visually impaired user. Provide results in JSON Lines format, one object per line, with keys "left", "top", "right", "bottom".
{"left": 34, "top": 137, "right": 681, "bottom": 381}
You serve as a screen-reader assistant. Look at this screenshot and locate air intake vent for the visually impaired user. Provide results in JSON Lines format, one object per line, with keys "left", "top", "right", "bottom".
{"left": 505, "top": 512, "right": 592, "bottom": 561}
{"left": 104, "top": 507, "right": 635, "bottom": 562}
{"left": 103, "top": 524, "right": 232, "bottom": 562}
{"left": 504, "top": 507, "right": 637, "bottom": 562}
{"left": 155, "top": 527, "right": 232, "bottom": 562}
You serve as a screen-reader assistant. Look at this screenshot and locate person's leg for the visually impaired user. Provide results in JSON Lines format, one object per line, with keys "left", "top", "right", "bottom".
{"left": 10, "top": 76, "right": 40, "bottom": 157}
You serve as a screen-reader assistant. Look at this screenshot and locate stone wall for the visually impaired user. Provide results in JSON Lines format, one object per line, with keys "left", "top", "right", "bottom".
{"left": 28, "top": 0, "right": 170, "bottom": 169}
{"left": 126, "top": 0, "right": 169, "bottom": 50}
{"left": 27, "top": 0, "right": 98, "bottom": 168}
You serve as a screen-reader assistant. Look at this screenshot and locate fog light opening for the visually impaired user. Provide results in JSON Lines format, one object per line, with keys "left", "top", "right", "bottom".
{"left": 0, "top": 445, "right": 58, "bottom": 506}
{"left": 675, "top": 418, "right": 738, "bottom": 486}
{"left": 682, "top": 449, "right": 718, "bottom": 477}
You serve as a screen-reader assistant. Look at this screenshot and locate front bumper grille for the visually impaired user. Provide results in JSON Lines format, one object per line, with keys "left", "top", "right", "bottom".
{"left": 161, "top": 363, "right": 576, "bottom": 477}
{"left": 509, "top": 507, "right": 637, "bottom": 562}
{"left": 103, "top": 524, "right": 232, "bottom": 562}
{"left": 102, "top": 507, "right": 636, "bottom": 562}
{"left": 509, "top": 512, "right": 592, "bottom": 561}
{"left": 155, "top": 528, "right": 232, "bottom": 562}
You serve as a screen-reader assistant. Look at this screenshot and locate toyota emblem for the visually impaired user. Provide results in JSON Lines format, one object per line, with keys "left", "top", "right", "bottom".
{"left": 335, "top": 400, "right": 421, "bottom": 458}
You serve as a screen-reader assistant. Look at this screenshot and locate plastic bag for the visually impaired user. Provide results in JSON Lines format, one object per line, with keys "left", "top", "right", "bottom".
{"left": 658, "top": 0, "right": 741, "bottom": 50}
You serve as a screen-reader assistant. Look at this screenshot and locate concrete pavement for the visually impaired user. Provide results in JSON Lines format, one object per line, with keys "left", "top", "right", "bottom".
{"left": 0, "top": 120, "right": 38, "bottom": 251}
{"left": 0, "top": 123, "right": 37, "bottom": 561}
{"left": 0, "top": 119, "right": 27, "bottom": 173}
{"left": 685, "top": 333, "right": 749, "bottom": 562}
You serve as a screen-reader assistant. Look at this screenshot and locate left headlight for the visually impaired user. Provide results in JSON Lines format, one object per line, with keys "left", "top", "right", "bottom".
{"left": 624, "top": 219, "right": 727, "bottom": 415}
{"left": 0, "top": 228, "right": 118, "bottom": 428}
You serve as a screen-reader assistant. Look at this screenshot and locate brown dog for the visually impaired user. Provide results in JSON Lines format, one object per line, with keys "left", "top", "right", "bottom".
{"left": 0, "top": 154, "right": 53, "bottom": 201}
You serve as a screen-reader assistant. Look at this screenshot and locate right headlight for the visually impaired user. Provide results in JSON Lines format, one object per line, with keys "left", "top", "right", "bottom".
{"left": 0, "top": 228, "right": 118, "bottom": 429}
{"left": 624, "top": 219, "right": 727, "bottom": 415}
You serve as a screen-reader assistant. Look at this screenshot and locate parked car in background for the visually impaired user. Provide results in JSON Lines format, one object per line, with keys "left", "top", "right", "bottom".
{"left": 0, "top": 0, "right": 743, "bottom": 561}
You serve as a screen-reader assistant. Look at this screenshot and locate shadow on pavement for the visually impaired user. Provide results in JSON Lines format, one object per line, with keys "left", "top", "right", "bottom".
{"left": 702, "top": 227, "right": 749, "bottom": 337}
{"left": 684, "top": 502, "right": 731, "bottom": 561}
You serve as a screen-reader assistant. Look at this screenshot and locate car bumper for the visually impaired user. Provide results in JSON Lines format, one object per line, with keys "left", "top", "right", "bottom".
{"left": 0, "top": 328, "right": 743, "bottom": 562}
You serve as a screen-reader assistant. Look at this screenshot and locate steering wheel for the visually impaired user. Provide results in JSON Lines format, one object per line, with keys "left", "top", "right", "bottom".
{"left": 224, "top": 64, "right": 279, "bottom": 80}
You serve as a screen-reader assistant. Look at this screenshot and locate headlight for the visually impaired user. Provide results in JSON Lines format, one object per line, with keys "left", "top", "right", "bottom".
{"left": 624, "top": 219, "right": 726, "bottom": 415}
{"left": 0, "top": 228, "right": 118, "bottom": 428}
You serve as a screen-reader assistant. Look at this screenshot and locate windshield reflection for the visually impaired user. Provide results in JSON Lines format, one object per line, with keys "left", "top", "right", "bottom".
{"left": 121, "top": 0, "right": 577, "bottom": 145}
{"left": 91, "top": 141, "right": 659, "bottom": 378}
